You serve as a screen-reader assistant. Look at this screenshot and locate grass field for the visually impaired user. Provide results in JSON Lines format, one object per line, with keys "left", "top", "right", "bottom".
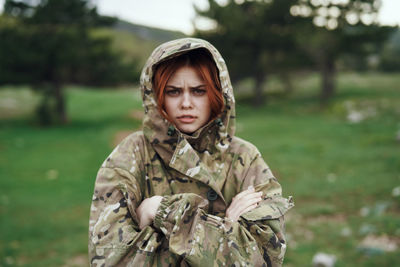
{"left": 0, "top": 72, "right": 399, "bottom": 266}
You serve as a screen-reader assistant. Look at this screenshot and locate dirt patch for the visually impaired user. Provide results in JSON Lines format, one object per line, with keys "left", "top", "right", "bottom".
{"left": 359, "top": 234, "right": 399, "bottom": 252}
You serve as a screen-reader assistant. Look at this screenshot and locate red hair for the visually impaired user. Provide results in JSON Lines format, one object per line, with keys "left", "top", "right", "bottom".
{"left": 153, "top": 48, "right": 224, "bottom": 122}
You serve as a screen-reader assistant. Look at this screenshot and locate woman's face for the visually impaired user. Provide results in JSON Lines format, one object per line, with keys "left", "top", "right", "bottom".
{"left": 164, "top": 66, "right": 211, "bottom": 134}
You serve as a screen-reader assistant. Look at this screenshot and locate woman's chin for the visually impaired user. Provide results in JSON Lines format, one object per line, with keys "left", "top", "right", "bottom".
{"left": 176, "top": 124, "right": 197, "bottom": 135}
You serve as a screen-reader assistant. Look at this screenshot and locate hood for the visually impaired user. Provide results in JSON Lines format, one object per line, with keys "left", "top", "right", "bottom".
{"left": 140, "top": 38, "right": 235, "bottom": 184}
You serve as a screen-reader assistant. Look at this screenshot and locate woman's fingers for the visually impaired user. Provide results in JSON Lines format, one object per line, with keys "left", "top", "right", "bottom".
{"left": 240, "top": 191, "right": 263, "bottom": 202}
{"left": 226, "top": 190, "right": 263, "bottom": 221}
{"left": 229, "top": 192, "right": 262, "bottom": 210}
{"left": 232, "top": 186, "right": 256, "bottom": 201}
{"left": 136, "top": 196, "right": 163, "bottom": 229}
{"left": 229, "top": 193, "right": 261, "bottom": 211}
{"left": 231, "top": 194, "right": 261, "bottom": 214}
{"left": 233, "top": 189, "right": 262, "bottom": 203}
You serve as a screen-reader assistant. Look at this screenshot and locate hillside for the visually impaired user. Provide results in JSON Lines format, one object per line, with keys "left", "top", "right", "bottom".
{"left": 113, "top": 20, "right": 186, "bottom": 42}
{"left": 91, "top": 19, "right": 187, "bottom": 68}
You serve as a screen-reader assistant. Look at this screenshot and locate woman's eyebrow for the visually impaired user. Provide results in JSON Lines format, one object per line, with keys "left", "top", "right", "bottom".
{"left": 165, "top": 85, "right": 206, "bottom": 89}
{"left": 165, "top": 85, "right": 181, "bottom": 89}
{"left": 190, "top": 85, "right": 206, "bottom": 89}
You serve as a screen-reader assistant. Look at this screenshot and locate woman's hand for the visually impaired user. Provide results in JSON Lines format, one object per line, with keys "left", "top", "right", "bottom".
{"left": 136, "top": 195, "right": 163, "bottom": 230}
{"left": 226, "top": 186, "right": 263, "bottom": 222}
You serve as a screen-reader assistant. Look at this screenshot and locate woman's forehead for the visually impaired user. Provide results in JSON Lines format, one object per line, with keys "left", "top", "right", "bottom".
{"left": 166, "top": 66, "right": 205, "bottom": 86}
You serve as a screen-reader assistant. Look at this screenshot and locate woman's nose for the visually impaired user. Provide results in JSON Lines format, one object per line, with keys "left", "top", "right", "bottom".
{"left": 181, "top": 92, "right": 192, "bottom": 109}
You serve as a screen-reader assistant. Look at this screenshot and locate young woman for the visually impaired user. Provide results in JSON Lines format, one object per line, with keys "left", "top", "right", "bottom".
{"left": 89, "top": 38, "right": 293, "bottom": 266}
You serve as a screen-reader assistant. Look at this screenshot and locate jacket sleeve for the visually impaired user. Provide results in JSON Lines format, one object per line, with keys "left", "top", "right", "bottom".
{"left": 152, "top": 151, "right": 293, "bottom": 267}
{"left": 89, "top": 166, "right": 165, "bottom": 266}
{"left": 238, "top": 150, "right": 294, "bottom": 267}
{"left": 88, "top": 136, "right": 165, "bottom": 267}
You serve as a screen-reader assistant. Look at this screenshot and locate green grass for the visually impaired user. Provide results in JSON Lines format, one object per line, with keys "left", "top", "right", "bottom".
{"left": 0, "top": 72, "right": 399, "bottom": 266}
{"left": 0, "top": 87, "right": 142, "bottom": 266}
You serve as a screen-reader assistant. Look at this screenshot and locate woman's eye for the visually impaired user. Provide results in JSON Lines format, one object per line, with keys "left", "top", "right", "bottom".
{"left": 193, "top": 88, "right": 206, "bottom": 96}
{"left": 166, "top": 89, "right": 180, "bottom": 96}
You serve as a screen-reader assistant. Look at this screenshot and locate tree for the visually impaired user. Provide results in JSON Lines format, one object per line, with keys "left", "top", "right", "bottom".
{"left": 0, "top": 0, "right": 133, "bottom": 125}
{"left": 195, "top": 0, "right": 394, "bottom": 106}
{"left": 195, "top": 0, "right": 308, "bottom": 106}
{"left": 379, "top": 28, "right": 400, "bottom": 72}
{"left": 290, "top": 0, "right": 394, "bottom": 104}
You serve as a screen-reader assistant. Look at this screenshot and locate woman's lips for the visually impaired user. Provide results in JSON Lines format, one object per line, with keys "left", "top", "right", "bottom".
{"left": 177, "top": 115, "right": 196, "bottom": 123}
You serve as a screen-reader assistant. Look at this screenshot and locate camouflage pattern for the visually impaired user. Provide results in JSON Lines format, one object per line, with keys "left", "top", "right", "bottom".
{"left": 89, "top": 38, "right": 294, "bottom": 266}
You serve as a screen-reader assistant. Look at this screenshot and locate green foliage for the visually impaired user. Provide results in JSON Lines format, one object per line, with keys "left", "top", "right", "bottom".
{"left": 196, "top": 0, "right": 307, "bottom": 105}
{"left": 195, "top": 0, "right": 395, "bottom": 104}
{"left": 379, "top": 28, "right": 400, "bottom": 71}
{"left": 0, "top": 0, "right": 135, "bottom": 86}
{"left": 0, "top": 0, "right": 138, "bottom": 125}
{"left": 0, "top": 72, "right": 399, "bottom": 265}
{"left": 292, "top": 0, "right": 395, "bottom": 74}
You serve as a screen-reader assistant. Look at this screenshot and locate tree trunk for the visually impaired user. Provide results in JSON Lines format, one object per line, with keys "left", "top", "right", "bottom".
{"left": 53, "top": 82, "right": 68, "bottom": 124}
{"left": 280, "top": 72, "right": 293, "bottom": 94}
{"left": 252, "top": 72, "right": 266, "bottom": 107}
{"left": 320, "top": 58, "right": 336, "bottom": 105}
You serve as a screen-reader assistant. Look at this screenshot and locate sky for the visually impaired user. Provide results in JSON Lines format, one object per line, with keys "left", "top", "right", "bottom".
{"left": 0, "top": 0, "right": 399, "bottom": 34}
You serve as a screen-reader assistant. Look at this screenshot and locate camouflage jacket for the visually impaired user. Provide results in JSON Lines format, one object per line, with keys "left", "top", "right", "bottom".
{"left": 89, "top": 38, "right": 294, "bottom": 267}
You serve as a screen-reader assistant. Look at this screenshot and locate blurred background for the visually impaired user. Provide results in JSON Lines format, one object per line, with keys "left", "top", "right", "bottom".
{"left": 0, "top": 0, "right": 399, "bottom": 266}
